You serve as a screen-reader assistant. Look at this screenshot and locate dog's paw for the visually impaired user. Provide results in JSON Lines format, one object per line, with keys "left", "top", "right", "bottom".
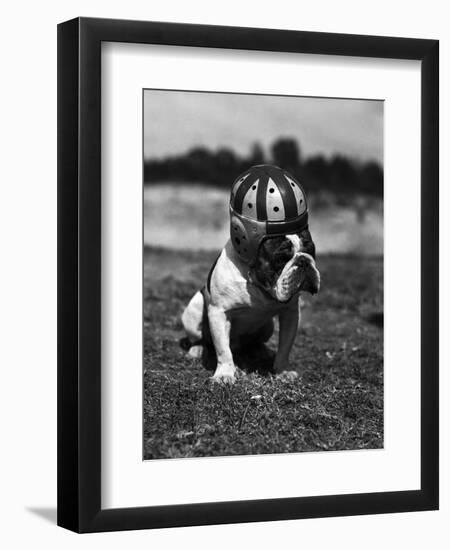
{"left": 212, "top": 373, "right": 236, "bottom": 385}
{"left": 276, "top": 370, "right": 299, "bottom": 382}
{"left": 212, "top": 363, "right": 237, "bottom": 384}
{"left": 188, "top": 344, "right": 203, "bottom": 359}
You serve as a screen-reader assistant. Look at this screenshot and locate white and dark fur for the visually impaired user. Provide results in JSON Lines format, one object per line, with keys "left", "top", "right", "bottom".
{"left": 181, "top": 229, "right": 320, "bottom": 383}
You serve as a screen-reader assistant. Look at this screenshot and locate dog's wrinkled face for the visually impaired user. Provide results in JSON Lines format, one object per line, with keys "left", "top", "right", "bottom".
{"left": 250, "top": 229, "right": 320, "bottom": 301}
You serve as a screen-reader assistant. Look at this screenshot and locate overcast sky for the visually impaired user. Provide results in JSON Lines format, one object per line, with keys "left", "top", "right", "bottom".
{"left": 144, "top": 90, "right": 383, "bottom": 164}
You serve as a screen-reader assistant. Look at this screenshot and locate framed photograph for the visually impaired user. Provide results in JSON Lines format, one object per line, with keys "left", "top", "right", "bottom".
{"left": 57, "top": 17, "right": 439, "bottom": 533}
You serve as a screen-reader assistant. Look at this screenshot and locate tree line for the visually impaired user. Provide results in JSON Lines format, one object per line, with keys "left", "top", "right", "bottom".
{"left": 143, "top": 137, "right": 383, "bottom": 197}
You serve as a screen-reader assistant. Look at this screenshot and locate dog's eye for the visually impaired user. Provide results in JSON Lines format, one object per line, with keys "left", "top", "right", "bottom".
{"left": 278, "top": 241, "right": 292, "bottom": 253}
{"left": 274, "top": 241, "right": 293, "bottom": 260}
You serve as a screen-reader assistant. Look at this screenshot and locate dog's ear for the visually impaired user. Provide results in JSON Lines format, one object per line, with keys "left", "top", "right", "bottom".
{"left": 299, "top": 257, "right": 320, "bottom": 295}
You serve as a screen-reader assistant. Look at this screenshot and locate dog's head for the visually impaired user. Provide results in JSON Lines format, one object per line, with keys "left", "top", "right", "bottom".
{"left": 249, "top": 229, "right": 320, "bottom": 302}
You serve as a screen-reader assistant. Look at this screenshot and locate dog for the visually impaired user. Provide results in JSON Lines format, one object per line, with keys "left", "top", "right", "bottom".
{"left": 181, "top": 227, "right": 320, "bottom": 383}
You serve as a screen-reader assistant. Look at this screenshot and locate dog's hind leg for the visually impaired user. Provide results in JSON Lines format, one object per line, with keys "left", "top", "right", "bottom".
{"left": 181, "top": 290, "right": 205, "bottom": 358}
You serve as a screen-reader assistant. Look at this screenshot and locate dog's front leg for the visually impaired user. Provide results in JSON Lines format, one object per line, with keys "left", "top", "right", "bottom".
{"left": 208, "top": 305, "right": 236, "bottom": 383}
{"left": 273, "top": 304, "right": 299, "bottom": 377}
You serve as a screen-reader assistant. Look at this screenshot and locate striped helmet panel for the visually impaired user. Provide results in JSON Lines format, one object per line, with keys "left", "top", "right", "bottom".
{"left": 240, "top": 178, "right": 259, "bottom": 218}
{"left": 231, "top": 171, "right": 260, "bottom": 214}
{"left": 265, "top": 178, "right": 286, "bottom": 221}
{"left": 231, "top": 171, "right": 251, "bottom": 196}
{"left": 255, "top": 171, "right": 269, "bottom": 220}
{"left": 230, "top": 165, "right": 307, "bottom": 222}
{"left": 284, "top": 174, "right": 307, "bottom": 216}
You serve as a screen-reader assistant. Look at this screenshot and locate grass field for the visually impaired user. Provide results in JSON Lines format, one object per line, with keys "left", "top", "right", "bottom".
{"left": 143, "top": 247, "right": 383, "bottom": 460}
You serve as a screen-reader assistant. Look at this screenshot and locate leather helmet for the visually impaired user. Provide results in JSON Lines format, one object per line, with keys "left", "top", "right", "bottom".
{"left": 229, "top": 164, "right": 309, "bottom": 265}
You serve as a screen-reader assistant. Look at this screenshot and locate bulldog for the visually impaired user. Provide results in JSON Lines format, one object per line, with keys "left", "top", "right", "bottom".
{"left": 181, "top": 228, "right": 320, "bottom": 383}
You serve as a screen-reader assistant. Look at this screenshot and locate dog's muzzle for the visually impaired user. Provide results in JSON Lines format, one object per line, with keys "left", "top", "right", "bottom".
{"left": 274, "top": 252, "right": 319, "bottom": 302}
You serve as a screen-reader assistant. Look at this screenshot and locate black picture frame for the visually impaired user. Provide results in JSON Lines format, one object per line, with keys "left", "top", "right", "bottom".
{"left": 57, "top": 17, "right": 439, "bottom": 533}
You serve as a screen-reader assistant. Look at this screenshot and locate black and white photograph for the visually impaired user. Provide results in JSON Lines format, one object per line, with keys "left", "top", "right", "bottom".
{"left": 143, "top": 89, "right": 384, "bottom": 459}
{"left": 0, "top": 0, "right": 444, "bottom": 543}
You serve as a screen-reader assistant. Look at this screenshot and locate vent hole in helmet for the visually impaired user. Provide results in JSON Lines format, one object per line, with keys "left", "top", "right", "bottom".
{"left": 248, "top": 203, "right": 253, "bottom": 208}
{"left": 242, "top": 235, "right": 246, "bottom": 240}
{"left": 252, "top": 185, "right": 257, "bottom": 190}
{"left": 273, "top": 206, "right": 279, "bottom": 212}
{"left": 291, "top": 182, "right": 295, "bottom": 187}
{"left": 299, "top": 199, "right": 303, "bottom": 203}
{"left": 235, "top": 237, "right": 240, "bottom": 245}
{"left": 269, "top": 188, "right": 275, "bottom": 193}
{"left": 234, "top": 225, "right": 238, "bottom": 231}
